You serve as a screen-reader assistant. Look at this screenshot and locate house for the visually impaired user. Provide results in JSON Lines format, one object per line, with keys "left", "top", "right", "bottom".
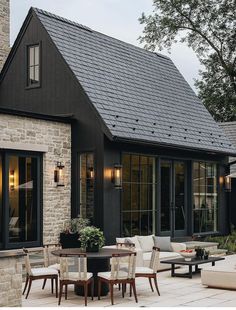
{"left": 0, "top": 5, "right": 235, "bottom": 250}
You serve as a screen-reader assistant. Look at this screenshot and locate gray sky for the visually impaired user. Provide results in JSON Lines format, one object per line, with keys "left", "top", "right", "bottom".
{"left": 11, "top": 0, "right": 201, "bottom": 91}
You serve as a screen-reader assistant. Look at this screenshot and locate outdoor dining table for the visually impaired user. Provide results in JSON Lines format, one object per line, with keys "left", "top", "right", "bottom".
{"left": 52, "top": 247, "right": 133, "bottom": 297}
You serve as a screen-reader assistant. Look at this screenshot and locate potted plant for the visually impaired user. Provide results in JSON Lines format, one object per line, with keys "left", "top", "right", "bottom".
{"left": 59, "top": 217, "right": 90, "bottom": 249}
{"left": 79, "top": 226, "right": 105, "bottom": 252}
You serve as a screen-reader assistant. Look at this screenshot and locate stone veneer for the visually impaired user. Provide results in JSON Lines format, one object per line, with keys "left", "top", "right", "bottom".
{"left": 0, "top": 113, "right": 71, "bottom": 244}
{"left": 0, "top": 0, "right": 10, "bottom": 71}
{"left": 0, "top": 252, "right": 24, "bottom": 307}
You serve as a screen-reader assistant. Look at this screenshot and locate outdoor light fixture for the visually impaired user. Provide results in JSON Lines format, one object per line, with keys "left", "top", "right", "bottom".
{"left": 88, "top": 167, "right": 94, "bottom": 180}
{"left": 112, "top": 164, "right": 122, "bottom": 189}
{"left": 54, "top": 162, "right": 65, "bottom": 187}
{"left": 219, "top": 176, "right": 224, "bottom": 186}
{"left": 9, "top": 170, "right": 15, "bottom": 191}
{"left": 225, "top": 175, "right": 231, "bottom": 192}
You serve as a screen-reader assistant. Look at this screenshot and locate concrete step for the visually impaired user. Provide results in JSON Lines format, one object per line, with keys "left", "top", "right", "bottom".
{"left": 184, "top": 241, "right": 219, "bottom": 251}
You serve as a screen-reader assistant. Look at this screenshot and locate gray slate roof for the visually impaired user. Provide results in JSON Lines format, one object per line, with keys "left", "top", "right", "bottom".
{"left": 34, "top": 8, "right": 236, "bottom": 155}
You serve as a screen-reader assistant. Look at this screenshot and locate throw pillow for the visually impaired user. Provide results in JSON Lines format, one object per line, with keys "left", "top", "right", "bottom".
{"left": 125, "top": 236, "right": 141, "bottom": 249}
{"left": 153, "top": 236, "right": 172, "bottom": 252}
{"left": 136, "top": 235, "right": 154, "bottom": 252}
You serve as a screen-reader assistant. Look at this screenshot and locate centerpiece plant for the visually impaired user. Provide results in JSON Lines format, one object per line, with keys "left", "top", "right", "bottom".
{"left": 79, "top": 226, "right": 105, "bottom": 252}
{"left": 60, "top": 217, "right": 90, "bottom": 249}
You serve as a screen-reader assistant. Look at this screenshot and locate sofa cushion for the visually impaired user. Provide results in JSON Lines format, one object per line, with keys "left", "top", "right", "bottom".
{"left": 143, "top": 251, "right": 180, "bottom": 262}
{"left": 153, "top": 236, "right": 172, "bottom": 252}
{"left": 136, "top": 235, "right": 154, "bottom": 252}
{"left": 116, "top": 236, "right": 141, "bottom": 249}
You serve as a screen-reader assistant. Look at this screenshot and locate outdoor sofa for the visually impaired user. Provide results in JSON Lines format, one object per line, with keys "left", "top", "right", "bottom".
{"left": 104, "top": 235, "right": 186, "bottom": 270}
{"left": 201, "top": 265, "right": 236, "bottom": 290}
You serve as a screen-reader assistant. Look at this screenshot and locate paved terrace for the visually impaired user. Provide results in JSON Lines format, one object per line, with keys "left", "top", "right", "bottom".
{"left": 23, "top": 254, "right": 236, "bottom": 307}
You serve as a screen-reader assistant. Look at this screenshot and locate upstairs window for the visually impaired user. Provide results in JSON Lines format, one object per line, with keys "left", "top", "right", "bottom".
{"left": 27, "top": 44, "right": 40, "bottom": 87}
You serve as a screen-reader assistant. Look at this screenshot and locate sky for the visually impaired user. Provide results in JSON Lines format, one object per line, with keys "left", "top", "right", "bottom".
{"left": 10, "top": 0, "right": 201, "bottom": 91}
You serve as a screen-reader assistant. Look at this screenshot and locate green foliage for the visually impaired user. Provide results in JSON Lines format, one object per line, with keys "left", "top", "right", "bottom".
{"left": 79, "top": 226, "right": 105, "bottom": 249}
{"left": 139, "top": 0, "right": 236, "bottom": 122}
{"left": 205, "top": 230, "right": 236, "bottom": 254}
{"left": 62, "top": 217, "right": 90, "bottom": 234}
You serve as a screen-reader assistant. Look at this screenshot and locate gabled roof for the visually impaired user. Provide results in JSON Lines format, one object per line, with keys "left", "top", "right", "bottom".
{"left": 5, "top": 7, "right": 236, "bottom": 155}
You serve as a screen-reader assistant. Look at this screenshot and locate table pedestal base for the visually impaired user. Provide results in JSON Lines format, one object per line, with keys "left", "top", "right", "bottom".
{"left": 75, "top": 257, "right": 110, "bottom": 297}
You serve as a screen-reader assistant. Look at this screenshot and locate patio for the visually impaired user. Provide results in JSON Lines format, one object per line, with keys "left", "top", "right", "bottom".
{"left": 22, "top": 254, "right": 236, "bottom": 307}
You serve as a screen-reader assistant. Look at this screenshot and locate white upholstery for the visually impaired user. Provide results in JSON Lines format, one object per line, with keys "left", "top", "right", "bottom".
{"left": 135, "top": 267, "right": 154, "bottom": 274}
{"left": 143, "top": 251, "right": 180, "bottom": 262}
{"left": 136, "top": 235, "right": 154, "bottom": 252}
{"left": 116, "top": 236, "right": 141, "bottom": 249}
{"left": 31, "top": 267, "right": 58, "bottom": 276}
{"left": 48, "top": 263, "right": 60, "bottom": 271}
{"left": 201, "top": 266, "right": 236, "bottom": 290}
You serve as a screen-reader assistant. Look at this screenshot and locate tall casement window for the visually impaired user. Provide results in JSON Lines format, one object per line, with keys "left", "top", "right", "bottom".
{"left": 0, "top": 152, "right": 41, "bottom": 249}
{"left": 27, "top": 44, "right": 40, "bottom": 87}
{"left": 122, "top": 154, "right": 156, "bottom": 236}
{"left": 193, "top": 162, "right": 218, "bottom": 233}
{"left": 80, "top": 153, "right": 94, "bottom": 224}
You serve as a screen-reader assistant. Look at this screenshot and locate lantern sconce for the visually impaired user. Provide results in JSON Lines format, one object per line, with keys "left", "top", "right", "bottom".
{"left": 112, "top": 164, "right": 122, "bottom": 189}
{"left": 54, "top": 162, "right": 65, "bottom": 187}
{"left": 9, "top": 170, "right": 15, "bottom": 191}
{"left": 225, "top": 175, "right": 231, "bottom": 192}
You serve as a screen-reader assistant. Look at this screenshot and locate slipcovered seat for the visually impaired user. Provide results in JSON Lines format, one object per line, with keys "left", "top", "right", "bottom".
{"left": 201, "top": 266, "right": 236, "bottom": 290}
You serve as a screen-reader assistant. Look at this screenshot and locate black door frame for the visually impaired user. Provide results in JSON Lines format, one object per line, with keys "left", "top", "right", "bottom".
{"left": 159, "top": 159, "right": 188, "bottom": 238}
{"left": 0, "top": 150, "right": 42, "bottom": 250}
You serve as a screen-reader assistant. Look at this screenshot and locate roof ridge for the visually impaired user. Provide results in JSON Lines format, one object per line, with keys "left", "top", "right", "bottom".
{"left": 32, "top": 7, "right": 92, "bottom": 32}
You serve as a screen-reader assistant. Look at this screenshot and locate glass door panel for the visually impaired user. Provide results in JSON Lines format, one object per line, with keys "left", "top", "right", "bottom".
{"left": 8, "top": 156, "right": 38, "bottom": 243}
{"left": 174, "top": 162, "right": 186, "bottom": 232}
{"left": 160, "top": 161, "right": 171, "bottom": 232}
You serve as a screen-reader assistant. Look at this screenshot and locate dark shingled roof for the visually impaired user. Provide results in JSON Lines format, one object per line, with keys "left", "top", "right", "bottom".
{"left": 33, "top": 8, "right": 236, "bottom": 155}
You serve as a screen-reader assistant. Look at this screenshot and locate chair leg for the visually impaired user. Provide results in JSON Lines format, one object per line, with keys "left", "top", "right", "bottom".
{"left": 58, "top": 282, "right": 63, "bottom": 305}
{"left": 65, "top": 284, "right": 68, "bottom": 300}
{"left": 84, "top": 282, "right": 88, "bottom": 306}
{"left": 153, "top": 275, "right": 160, "bottom": 296}
{"left": 55, "top": 277, "right": 58, "bottom": 298}
{"left": 22, "top": 276, "right": 29, "bottom": 295}
{"left": 98, "top": 278, "right": 101, "bottom": 300}
{"left": 132, "top": 280, "right": 138, "bottom": 303}
{"left": 149, "top": 277, "right": 154, "bottom": 292}
{"left": 51, "top": 278, "right": 54, "bottom": 294}
{"left": 130, "top": 283, "right": 132, "bottom": 297}
{"left": 110, "top": 282, "right": 114, "bottom": 305}
{"left": 42, "top": 279, "right": 47, "bottom": 290}
{"left": 25, "top": 278, "right": 32, "bottom": 299}
{"left": 91, "top": 279, "right": 94, "bottom": 300}
{"left": 122, "top": 283, "right": 125, "bottom": 298}
{"left": 118, "top": 283, "right": 121, "bottom": 291}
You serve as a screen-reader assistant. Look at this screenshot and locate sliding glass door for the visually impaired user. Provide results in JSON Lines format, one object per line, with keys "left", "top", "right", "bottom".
{"left": 0, "top": 151, "right": 41, "bottom": 249}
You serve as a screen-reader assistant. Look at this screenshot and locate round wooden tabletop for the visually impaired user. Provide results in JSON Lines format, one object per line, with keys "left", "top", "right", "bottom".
{"left": 51, "top": 248, "right": 133, "bottom": 259}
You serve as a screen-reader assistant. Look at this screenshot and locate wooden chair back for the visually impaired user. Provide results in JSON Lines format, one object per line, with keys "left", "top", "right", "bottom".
{"left": 23, "top": 248, "right": 32, "bottom": 276}
{"left": 59, "top": 254, "right": 88, "bottom": 281}
{"left": 43, "top": 243, "right": 61, "bottom": 267}
{"left": 149, "top": 246, "right": 160, "bottom": 273}
{"left": 116, "top": 242, "right": 135, "bottom": 250}
{"left": 110, "top": 252, "right": 136, "bottom": 280}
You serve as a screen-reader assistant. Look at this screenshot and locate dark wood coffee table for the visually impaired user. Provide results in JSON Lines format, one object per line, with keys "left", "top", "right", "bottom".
{"left": 160, "top": 256, "right": 225, "bottom": 279}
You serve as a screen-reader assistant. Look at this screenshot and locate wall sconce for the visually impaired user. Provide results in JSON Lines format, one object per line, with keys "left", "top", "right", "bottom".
{"left": 87, "top": 167, "right": 94, "bottom": 180}
{"left": 54, "top": 162, "right": 65, "bottom": 187}
{"left": 219, "top": 176, "right": 224, "bottom": 186}
{"left": 225, "top": 175, "right": 231, "bottom": 192}
{"left": 112, "top": 164, "right": 122, "bottom": 189}
{"left": 9, "top": 170, "right": 15, "bottom": 191}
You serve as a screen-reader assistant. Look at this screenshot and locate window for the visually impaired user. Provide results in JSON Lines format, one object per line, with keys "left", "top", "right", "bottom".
{"left": 193, "top": 162, "right": 218, "bottom": 233}
{"left": 0, "top": 152, "right": 41, "bottom": 249}
{"left": 27, "top": 45, "right": 40, "bottom": 87}
{"left": 80, "top": 153, "right": 94, "bottom": 224}
{"left": 122, "top": 154, "right": 156, "bottom": 236}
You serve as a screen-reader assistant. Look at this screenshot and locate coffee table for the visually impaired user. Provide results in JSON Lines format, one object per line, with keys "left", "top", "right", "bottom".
{"left": 160, "top": 256, "right": 225, "bottom": 279}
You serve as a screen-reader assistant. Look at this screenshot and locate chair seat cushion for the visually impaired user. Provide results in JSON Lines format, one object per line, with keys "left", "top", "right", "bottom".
{"left": 135, "top": 267, "right": 154, "bottom": 274}
{"left": 98, "top": 271, "right": 130, "bottom": 280}
{"left": 61, "top": 272, "right": 93, "bottom": 281}
{"left": 48, "top": 263, "right": 60, "bottom": 271}
{"left": 31, "top": 267, "right": 58, "bottom": 276}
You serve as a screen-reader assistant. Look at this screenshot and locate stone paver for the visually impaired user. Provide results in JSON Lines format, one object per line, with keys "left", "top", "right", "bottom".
{"left": 22, "top": 254, "right": 236, "bottom": 307}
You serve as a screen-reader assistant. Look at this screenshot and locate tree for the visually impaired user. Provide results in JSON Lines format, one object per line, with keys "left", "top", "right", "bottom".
{"left": 139, "top": 0, "right": 236, "bottom": 122}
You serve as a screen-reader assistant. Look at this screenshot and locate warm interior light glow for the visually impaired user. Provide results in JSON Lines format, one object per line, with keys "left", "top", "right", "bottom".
{"left": 219, "top": 176, "right": 224, "bottom": 185}
{"left": 225, "top": 175, "right": 231, "bottom": 192}
{"left": 9, "top": 170, "right": 15, "bottom": 190}
{"left": 113, "top": 164, "right": 122, "bottom": 189}
{"left": 54, "top": 162, "right": 65, "bottom": 187}
{"left": 89, "top": 168, "right": 94, "bottom": 179}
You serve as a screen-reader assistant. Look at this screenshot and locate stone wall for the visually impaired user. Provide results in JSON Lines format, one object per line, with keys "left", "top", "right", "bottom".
{"left": 0, "top": 113, "right": 71, "bottom": 244}
{"left": 0, "top": 0, "right": 10, "bottom": 71}
{"left": 0, "top": 254, "right": 24, "bottom": 307}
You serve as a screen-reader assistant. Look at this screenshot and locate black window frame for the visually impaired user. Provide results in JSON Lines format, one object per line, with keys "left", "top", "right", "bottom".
{"left": 0, "top": 150, "right": 42, "bottom": 250}
{"left": 26, "top": 43, "right": 41, "bottom": 89}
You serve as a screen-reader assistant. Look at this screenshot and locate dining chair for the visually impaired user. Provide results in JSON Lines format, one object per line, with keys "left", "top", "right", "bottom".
{"left": 42, "top": 243, "right": 61, "bottom": 289}
{"left": 97, "top": 252, "right": 138, "bottom": 305}
{"left": 58, "top": 254, "right": 94, "bottom": 306}
{"left": 135, "top": 246, "right": 160, "bottom": 295}
{"left": 22, "top": 248, "right": 58, "bottom": 299}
